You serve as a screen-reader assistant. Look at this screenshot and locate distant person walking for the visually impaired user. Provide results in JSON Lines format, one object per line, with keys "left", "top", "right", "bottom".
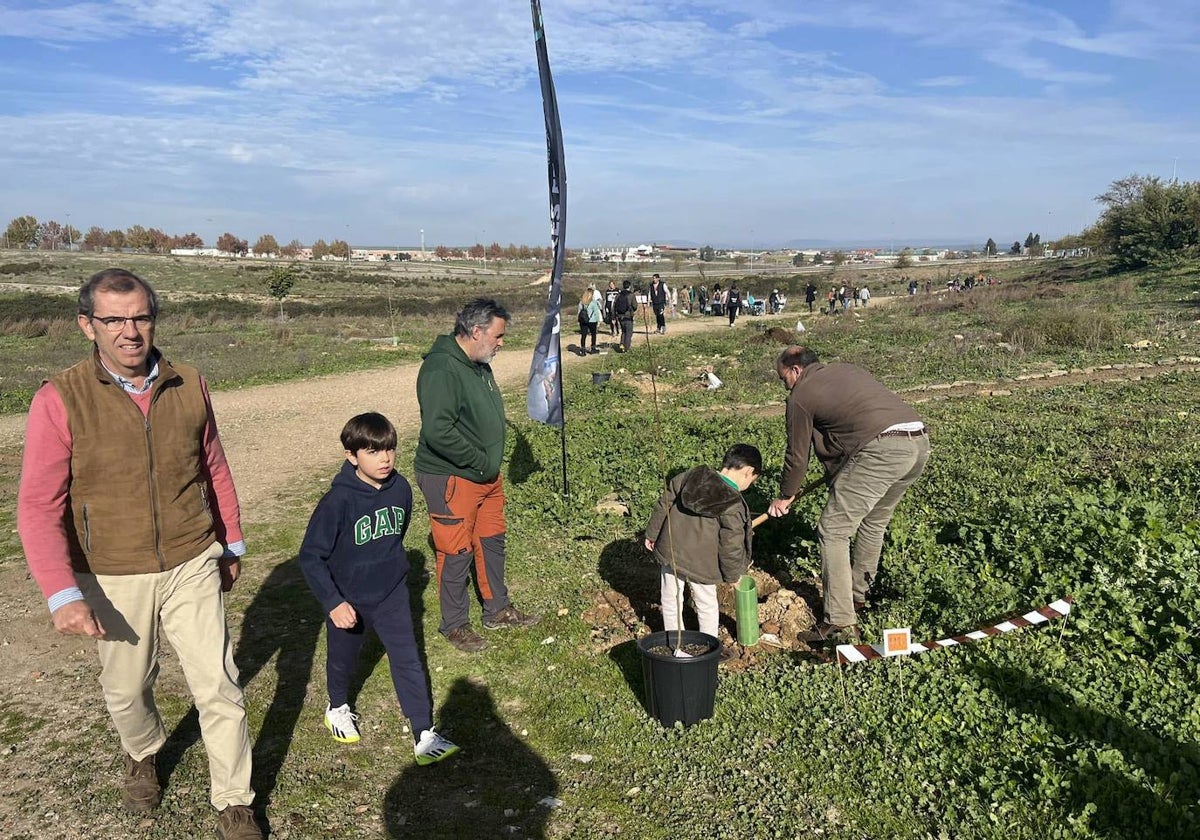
{"left": 603, "top": 280, "right": 620, "bottom": 336}
{"left": 649, "top": 274, "right": 668, "bottom": 334}
{"left": 806, "top": 282, "right": 817, "bottom": 313}
{"left": 577, "top": 287, "right": 601, "bottom": 355}
{"left": 715, "top": 286, "right": 734, "bottom": 328}
{"left": 613, "top": 280, "right": 638, "bottom": 352}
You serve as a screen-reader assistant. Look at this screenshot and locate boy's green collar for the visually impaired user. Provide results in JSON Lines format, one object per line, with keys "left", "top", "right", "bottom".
{"left": 718, "top": 473, "right": 739, "bottom": 490}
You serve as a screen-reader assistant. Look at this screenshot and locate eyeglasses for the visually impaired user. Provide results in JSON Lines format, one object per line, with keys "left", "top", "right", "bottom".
{"left": 90, "top": 315, "right": 155, "bottom": 332}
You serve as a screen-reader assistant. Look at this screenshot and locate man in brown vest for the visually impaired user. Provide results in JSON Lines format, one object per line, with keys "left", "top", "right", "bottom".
{"left": 767, "top": 345, "right": 930, "bottom": 645}
{"left": 16, "top": 269, "right": 261, "bottom": 839}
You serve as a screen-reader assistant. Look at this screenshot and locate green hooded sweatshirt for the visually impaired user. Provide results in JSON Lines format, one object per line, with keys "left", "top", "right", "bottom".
{"left": 414, "top": 333, "right": 507, "bottom": 481}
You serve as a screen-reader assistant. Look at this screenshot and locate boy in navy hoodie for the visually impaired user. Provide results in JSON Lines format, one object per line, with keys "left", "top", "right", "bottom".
{"left": 298, "top": 412, "right": 458, "bottom": 765}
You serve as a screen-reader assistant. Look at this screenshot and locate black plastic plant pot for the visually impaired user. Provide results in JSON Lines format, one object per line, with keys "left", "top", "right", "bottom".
{"left": 636, "top": 630, "right": 720, "bottom": 728}
{"left": 592, "top": 371, "right": 612, "bottom": 386}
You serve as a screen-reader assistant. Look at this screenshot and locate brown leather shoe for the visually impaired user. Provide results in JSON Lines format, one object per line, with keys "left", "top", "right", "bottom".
{"left": 799, "top": 622, "right": 861, "bottom": 644}
{"left": 853, "top": 600, "right": 871, "bottom": 613}
{"left": 122, "top": 753, "right": 161, "bottom": 813}
{"left": 482, "top": 605, "right": 541, "bottom": 630}
{"left": 215, "top": 804, "right": 263, "bottom": 840}
{"left": 445, "top": 625, "right": 488, "bottom": 653}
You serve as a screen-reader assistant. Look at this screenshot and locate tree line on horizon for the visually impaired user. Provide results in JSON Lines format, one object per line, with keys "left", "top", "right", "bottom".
{"left": 4, "top": 174, "right": 1196, "bottom": 268}
{"left": 0, "top": 215, "right": 556, "bottom": 262}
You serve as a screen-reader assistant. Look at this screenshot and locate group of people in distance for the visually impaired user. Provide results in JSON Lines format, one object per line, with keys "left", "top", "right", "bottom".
{"left": 16, "top": 275, "right": 536, "bottom": 838}
{"left": 801, "top": 280, "right": 871, "bottom": 314}
{"left": 17, "top": 269, "right": 928, "bottom": 837}
{"left": 579, "top": 273, "right": 769, "bottom": 355}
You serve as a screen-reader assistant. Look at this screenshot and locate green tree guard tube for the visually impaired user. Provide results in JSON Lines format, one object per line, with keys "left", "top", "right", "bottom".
{"left": 735, "top": 574, "right": 759, "bottom": 646}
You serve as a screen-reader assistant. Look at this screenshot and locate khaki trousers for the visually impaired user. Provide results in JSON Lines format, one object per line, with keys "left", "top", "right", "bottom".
{"left": 818, "top": 435, "right": 930, "bottom": 626}
{"left": 78, "top": 542, "right": 254, "bottom": 810}
{"left": 659, "top": 567, "right": 720, "bottom": 638}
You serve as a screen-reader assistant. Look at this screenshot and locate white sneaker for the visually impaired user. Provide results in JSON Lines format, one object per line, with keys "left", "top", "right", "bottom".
{"left": 414, "top": 728, "right": 460, "bottom": 765}
{"left": 324, "top": 703, "right": 361, "bottom": 744}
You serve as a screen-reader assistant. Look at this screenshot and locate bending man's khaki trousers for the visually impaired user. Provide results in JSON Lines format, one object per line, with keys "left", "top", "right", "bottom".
{"left": 818, "top": 435, "right": 930, "bottom": 627}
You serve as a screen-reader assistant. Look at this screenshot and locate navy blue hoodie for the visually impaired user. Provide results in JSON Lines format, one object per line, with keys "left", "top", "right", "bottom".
{"left": 298, "top": 460, "right": 413, "bottom": 615}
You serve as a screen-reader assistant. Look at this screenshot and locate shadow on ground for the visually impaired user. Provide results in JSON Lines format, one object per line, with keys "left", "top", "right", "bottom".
{"left": 384, "top": 677, "right": 557, "bottom": 839}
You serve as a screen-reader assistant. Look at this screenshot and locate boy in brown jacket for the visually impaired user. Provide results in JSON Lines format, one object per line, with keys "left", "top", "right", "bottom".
{"left": 644, "top": 444, "right": 762, "bottom": 640}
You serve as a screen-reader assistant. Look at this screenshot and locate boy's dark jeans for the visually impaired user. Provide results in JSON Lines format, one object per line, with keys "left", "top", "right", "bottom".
{"left": 326, "top": 579, "right": 433, "bottom": 738}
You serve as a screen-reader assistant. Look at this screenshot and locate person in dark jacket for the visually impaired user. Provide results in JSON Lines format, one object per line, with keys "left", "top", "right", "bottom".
{"left": 768, "top": 346, "right": 929, "bottom": 645}
{"left": 644, "top": 444, "right": 762, "bottom": 640}
{"left": 613, "top": 280, "right": 638, "bottom": 352}
{"left": 603, "top": 280, "right": 620, "bottom": 336}
{"left": 726, "top": 283, "right": 742, "bottom": 326}
{"left": 648, "top": 273, "right": 668, "bottom": 334}
{"left": 299, "top": 413, "right": 459, "bottom": 765}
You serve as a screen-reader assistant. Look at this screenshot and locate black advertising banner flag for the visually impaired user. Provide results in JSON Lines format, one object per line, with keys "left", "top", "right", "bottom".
{"left": 527, "top": 0, "right": 566, "bottom": 428}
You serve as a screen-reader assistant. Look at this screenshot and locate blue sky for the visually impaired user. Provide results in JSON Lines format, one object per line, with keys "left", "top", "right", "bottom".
{"left": 1, "top": 0, "right": 1197, "bottom": 249}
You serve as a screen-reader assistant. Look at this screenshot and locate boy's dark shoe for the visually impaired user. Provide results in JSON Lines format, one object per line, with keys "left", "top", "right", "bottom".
{"left": 122, "top": 753, "right": 161, "bottom": 813}
{"left": 799, "top": 622, "right": 861, "bottom": 645}
{"left": 445, "top": 626, "right": 488, "bottom": 653}
{"left": 853, "top": 599, "right": 871, "bottom": 613}
{"left": 215, "top": 804, "right": 262, "bottom": 840}
{"left": 482, "top": 605, "right": 541, "bottom": 630}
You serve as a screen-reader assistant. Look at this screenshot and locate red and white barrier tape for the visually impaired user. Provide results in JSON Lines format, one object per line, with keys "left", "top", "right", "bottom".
{"left": 835, "top": 596, "right": 1073, "bottom": 665}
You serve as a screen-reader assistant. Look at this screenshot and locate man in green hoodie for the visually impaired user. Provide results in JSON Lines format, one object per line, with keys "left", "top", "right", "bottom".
{"left": 415, "top": 299, "right": 540, "bottom": 653}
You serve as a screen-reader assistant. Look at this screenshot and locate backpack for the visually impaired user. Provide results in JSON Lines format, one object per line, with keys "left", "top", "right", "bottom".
{"left": 615, "top": 290, "right": 635, "bottom": 317}
{"left": 577, "top": 303, "right": 590, "bottom": 325}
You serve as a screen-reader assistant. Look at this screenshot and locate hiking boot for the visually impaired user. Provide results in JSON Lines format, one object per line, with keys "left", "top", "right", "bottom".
{"left": 482, "top": 605, "right": 541, "bottom": 630}
{"left": 445, "top": 625, "right": 488, "bottom": 653}
{"left": 324, "top": 703, "right": 361, "bottom": 744}
{"left": 122, "top": 753, "right": 161, "bottom": 813}
{"left": 799, "top": 622, "right": 861, "bottom": 644}
{"left": 215, "top": 804, "right": 262, "bottom": 840}
{"left": 414, "top": 729, "right": 460, "bottom": 766}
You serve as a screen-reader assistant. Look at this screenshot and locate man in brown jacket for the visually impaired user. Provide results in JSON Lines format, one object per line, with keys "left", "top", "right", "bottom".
{"left": 767, "top": 346, "right": 929, "bottom": 643}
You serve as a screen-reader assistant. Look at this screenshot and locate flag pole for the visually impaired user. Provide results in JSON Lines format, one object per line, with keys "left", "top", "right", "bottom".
{"left": 527, "top": 0, "right": 570, "bottom": 498}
